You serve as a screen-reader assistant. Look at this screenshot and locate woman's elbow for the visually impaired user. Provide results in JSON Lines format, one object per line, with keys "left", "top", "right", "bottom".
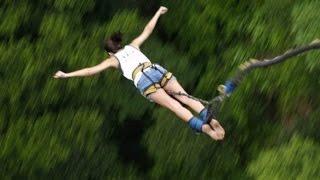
{"left": 144, "top": 26, "right": 153, "bottom": 34}
{"left": 85, "top": 68, "right": 96, "bottom": 76}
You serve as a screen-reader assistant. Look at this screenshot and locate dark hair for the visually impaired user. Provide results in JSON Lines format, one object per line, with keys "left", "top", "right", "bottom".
{"left": 104, "top": 31, "right": 123, "bottom": 53}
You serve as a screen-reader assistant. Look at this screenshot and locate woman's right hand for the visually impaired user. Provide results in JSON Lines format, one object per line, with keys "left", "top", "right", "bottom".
{"left": 54, "top": 71, "right": 68, "bottom": 78}
{"left": 158, "top": 6, "right": 168, "bottom": 15}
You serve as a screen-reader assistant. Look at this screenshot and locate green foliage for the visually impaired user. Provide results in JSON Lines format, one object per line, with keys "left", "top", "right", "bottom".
{"left": 0, "top": 2, "right": 31, "bottom": 36}
{"left": 0, "top": 0, "right": 319, "bottom": 179}
{"left": 248, "top": 134, "right": 320, "bottom": 180}
{"left": 291, "top": 0, "right": 320, "bottom": 72}
{"left": 53, "top": 0, "right": 95, "bottom": 12}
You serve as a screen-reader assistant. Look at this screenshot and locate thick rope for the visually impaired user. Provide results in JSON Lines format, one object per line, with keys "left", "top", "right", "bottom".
{"left": 233, "top": 39, "right": 320, "bottom": 85}
{"left": 167, "top": 91, "right": 210, "bottom": 105}
{"left": 168, "top": 39, "right": 320, "bottom": 119}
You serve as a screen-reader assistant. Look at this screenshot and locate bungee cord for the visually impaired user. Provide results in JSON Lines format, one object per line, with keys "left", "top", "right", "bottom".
{"left": 169, "top": 39, "right": 320, "bottom": 122}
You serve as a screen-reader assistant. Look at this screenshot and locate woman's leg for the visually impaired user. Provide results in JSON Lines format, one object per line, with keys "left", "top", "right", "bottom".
{"left": 148, "top": 88, "right": 193, "bottom": 122}
{"left": 163, "top": 79, "right": 205, "bottom": 114}
{"left": 163, "top": 79, "right": 225, "bottom": 138}
{"left": 148, "top": 88, "right": 224, "bottom": 140}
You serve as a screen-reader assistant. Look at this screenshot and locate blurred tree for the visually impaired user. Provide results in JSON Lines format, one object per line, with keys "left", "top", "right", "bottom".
{"left": 0, "top": 0, "right": 319, "bottom": 179}
{"left": 248, "top": 134, "right": 320, "bottom": 180}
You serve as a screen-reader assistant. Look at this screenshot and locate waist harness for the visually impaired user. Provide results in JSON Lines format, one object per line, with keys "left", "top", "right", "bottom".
{"left": 132, "top": 62, "right": 173, "bottom": 96}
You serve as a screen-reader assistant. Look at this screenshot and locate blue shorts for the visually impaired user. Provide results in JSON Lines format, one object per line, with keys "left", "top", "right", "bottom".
{"left": 136, "top": 64, "right": 176, "bottom": 98}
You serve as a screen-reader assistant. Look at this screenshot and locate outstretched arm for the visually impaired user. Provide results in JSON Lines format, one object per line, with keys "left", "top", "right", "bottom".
{"left": 54, "top": 57, "right": 119, "bottom": 78}
{"left": 130, "top": 6, "right": 168, "bottom": 49}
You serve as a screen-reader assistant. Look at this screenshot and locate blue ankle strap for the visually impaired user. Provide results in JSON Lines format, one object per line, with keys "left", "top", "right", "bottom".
{"left": 188, "top": 117, "right": 203, "bottom": 133}
{"left": 200, "top": 108, "right": 208, "bottom": 122}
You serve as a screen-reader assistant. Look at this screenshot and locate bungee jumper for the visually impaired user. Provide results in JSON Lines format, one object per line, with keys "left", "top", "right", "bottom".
{"left": 54, "top": 6, "right": 225, "bottom": 140}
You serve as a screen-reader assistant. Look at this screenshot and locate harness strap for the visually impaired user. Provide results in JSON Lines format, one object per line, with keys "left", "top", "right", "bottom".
{"left": 136, "top": 63, "right": 160, "bottom": 96}
{"left": 152, "top": 65, "right": 173, "bottom": 87}
{"left": 160, "top": 72, "right": 172, "bottom": 87}
{"left": 143, "top": 83, "right": 161, "bottom": 96}
{"left": 133, "top": 63, "right": 174, "bottom": 96}
{"left": 132, "top": 62, "right": 152, "bottom": 80}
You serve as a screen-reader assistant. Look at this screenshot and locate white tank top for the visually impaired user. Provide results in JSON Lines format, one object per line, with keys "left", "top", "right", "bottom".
{"left": 114, "top": 45, "right": 151, "bottom": 82}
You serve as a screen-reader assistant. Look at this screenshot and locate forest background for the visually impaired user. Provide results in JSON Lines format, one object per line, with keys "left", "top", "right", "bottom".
{"left": 0, "top": 0, "right": 319, "bottom": 179}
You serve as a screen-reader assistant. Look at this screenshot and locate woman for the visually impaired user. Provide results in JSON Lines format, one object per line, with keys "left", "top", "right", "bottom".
{"left": 54, "top": 6, "right": 225, "bottom": 140}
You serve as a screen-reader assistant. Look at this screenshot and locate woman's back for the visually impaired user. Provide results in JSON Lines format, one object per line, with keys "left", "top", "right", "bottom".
{"left": 114, "top": 45, "right": 151, "bottom": 81}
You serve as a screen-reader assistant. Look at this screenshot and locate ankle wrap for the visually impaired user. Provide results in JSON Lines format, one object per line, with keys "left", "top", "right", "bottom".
{"left": 188, "top": 117, "right": 203, "bottom": 133}
{"left": 199, "top": 108, "right": 208, "bottom": 122}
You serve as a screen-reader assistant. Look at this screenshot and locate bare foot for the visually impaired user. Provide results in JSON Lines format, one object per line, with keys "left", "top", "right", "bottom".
{"left": 210, "top": 119, "right": 225, "bottom": 139}
{"left": 202, "top": 122, "right": 225, "bottom": 140}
